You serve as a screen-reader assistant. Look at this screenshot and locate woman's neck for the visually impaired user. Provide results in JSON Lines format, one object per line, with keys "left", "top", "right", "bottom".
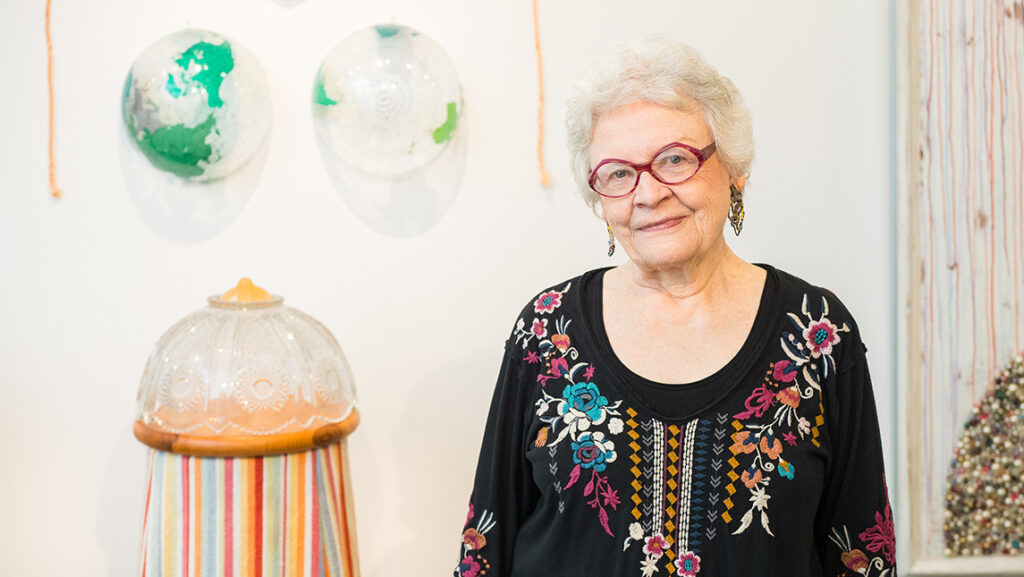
{"left": 613, "top": 245, "right": 749, "bottom": 308}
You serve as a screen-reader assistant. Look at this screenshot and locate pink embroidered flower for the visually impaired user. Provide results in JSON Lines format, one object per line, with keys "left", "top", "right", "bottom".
{"left": 734, "top": 385, "right": 776, "bottom": 419}
{"left": 803, "top": 319, "right": 841, "bottom": 358}
{"left": 525, "top": 351, "right": 541, "bottom": 364}
{"left": 840, "top": 549, "right": 869, "bottom": 572}
{"left": 858, "top": 477, "right": 896, "bottom": 563}
{"left": 463, "top": 528, "right": 487, "bottom": 550}
{"left": 730, "top": 431, "right": 759, "bottom": 454}
{"left": 782, "top": 431, "right": 798, "bottom": 446}
{"left": 465, "top": 502, "right": 474, "bottom": 526}
{"left": 759, "top": 434, "right": 783, "bottom": 460}
{"left": 533, "top": 290, "right": 563, "bottom": 314}
{"left": 583, "top": 365, "right": 595, "bottom": 380}
{"left": 741, "top": 466, "right": 763, "bottom": 489}
{"left": 550, "top": 357, "right": 569, "bottom": 377}
{"left": 643, "top": 534, "right": 669, "bottom": 558}
{"left": 458, "top": 555, "right": 482, "bottom": 577}
{"left": 777, "top": 385, "right": 801, "bottom": 409}
{"left": 772, "top": 359, "right": 798, "bottom": 382}
{"left": 531, "top": 317, "right": 548, "bottom": 338}
{"left": 674, "top": 551, "right": 701, "bottom": 576}
{"left": 551, "top": 333, "right": 571, "bottom": 352}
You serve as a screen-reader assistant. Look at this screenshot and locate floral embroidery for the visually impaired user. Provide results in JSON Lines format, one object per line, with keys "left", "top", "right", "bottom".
{"left": 803, "top": 318, "right": 841, "bottom": 358}
{"left": 456, "top": 508, "right": 496, "bottom": 577}
{"left": 532, "top": 317, "right": 549, "bottom": 338}
{"left": 728, "top": 293, "right": 850, "bottom": 537}
{"left": 559, "top": 382, "right": 610, "bottom": 430}
{"left": 643, "top": 534, "right": 669, "bottom": 556}
{"left": 772, "top": 359, "right": 798, "bottom": 382}
{"left": 534, "top": 290, "right": 564, "bottom": 314}
{"left": 525, "top": 304, "right": 624, "bottom": 538}
{"left": 457, "top": 556, "right": 481, "bottom": 577}
{"left": 551, "top": 333, "right": 571, "bottom": 352}
{"left": 829, "top": 483, "right": 896, "bottom": 577}
{"left": 857, "top": 477, "right": 896, "bottom": 564}
{"left": 571, "top": 431, "right": 617, "bottom": 472}
{"left": 778, "top": 459, "right": 795, "bottom": 480}
{"left": 636, "top": 533, "right": 669, "bottom": 577}
{"left": 513, "top": 282, "right": 571, "bottom": 349}
{"left": 674, "top": 551, "right": 701, "bottom": 576}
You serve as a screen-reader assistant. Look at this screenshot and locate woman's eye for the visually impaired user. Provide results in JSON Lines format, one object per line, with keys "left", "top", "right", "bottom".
{"left": 665, "top": 154, "right": 685, "bottom": 165}
{"left": 610, "top": 169, "right": 631, "bottom": 180}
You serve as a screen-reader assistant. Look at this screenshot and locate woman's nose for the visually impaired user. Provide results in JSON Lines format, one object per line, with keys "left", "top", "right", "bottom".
{"left": 632, "top": 170, "right": 671, "bottom": 206}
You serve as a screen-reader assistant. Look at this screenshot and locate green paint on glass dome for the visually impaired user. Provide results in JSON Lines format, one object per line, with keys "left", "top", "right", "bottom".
{"left": 165, "top": 73, "right": 184, "bottom": 98}
{"left": 174, "top": 40, "right": 235, "bottom": 108}
{"left": 313, "top": 73, "right": 339, "bottom": 106}
{"left": 375, "top": 25, "right": 402, "bottom": 38}
{"left": 431, "top": 102, "right": 458, "bottom": 144}
{"left": 135, "top": 113, "right": 217, "bottom": 178}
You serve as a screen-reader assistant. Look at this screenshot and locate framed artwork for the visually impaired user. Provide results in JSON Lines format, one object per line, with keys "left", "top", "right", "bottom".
{"left": 897, "top": 0, "right": 1024, "bottom": 574}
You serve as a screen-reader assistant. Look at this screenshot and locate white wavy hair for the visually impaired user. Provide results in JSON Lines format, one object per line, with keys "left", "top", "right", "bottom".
{"left": 566, "top": 37, "right": 754, "bottom": 214}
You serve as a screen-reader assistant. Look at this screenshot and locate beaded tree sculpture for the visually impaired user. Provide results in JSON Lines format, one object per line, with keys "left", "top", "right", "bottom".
{"left": 944, "top": 354, "right": 1024, "bottom": 557}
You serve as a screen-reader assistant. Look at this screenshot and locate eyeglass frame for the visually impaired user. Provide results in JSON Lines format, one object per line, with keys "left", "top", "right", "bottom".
{"left": 588, "top": 141, "right": 718, "bottom": 198}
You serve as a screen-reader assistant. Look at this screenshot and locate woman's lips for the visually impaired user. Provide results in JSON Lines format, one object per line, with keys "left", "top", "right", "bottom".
{"left": 638, "top": 216, "right": 685, "bottom": 232}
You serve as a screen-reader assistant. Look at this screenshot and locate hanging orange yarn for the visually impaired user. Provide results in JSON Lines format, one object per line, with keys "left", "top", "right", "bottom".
{"left": 46, "top": 0, "right": 61, "bottom": 198}
{"left": 532, "top": 0, "right": 550, "bottom": 187}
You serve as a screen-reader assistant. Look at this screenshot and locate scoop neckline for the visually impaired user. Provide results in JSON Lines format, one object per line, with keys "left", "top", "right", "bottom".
{"left": 576, "top": 262, "right": 782, "bottom": 424}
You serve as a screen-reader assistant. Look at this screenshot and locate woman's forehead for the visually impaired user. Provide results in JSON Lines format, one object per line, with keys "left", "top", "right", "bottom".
{"left": 589, "top": 102, "right": 710, "bottom": 161}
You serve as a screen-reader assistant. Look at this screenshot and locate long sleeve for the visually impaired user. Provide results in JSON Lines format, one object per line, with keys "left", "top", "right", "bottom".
{"left": 815, "top": 346, "right": 897, "bottom": 577}
{"left": 455, "top": 342, "right": 541, "bottom": 577}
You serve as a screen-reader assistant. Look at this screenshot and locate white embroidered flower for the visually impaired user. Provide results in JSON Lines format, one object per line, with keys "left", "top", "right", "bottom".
{"left": 641, "top": 556, "right": 659, "bottom": 577}
{"left": 798, "top": 416, "right": 811, "bottom": 436}
{"left": 629, "top": 522, "right": 644, "bottom": 541}
{"left": 608, "top": 417, "right": 624, "bottom": 435}
{"left": 531, "top": 317, "right": 549, "bottom": 338}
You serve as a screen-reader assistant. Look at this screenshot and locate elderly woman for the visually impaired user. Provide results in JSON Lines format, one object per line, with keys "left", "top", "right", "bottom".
{"left": 456, "top": 38, "right": 895, "bottom": 577}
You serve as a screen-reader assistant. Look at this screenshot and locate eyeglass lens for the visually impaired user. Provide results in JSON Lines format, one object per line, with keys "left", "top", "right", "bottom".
{"left": 592, "top": 145, "right": 701, "bottom": 197}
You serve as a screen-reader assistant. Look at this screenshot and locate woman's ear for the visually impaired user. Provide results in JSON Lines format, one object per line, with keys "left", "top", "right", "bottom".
{"left": 732, "top": 174, "right": 748, "bottom": 193}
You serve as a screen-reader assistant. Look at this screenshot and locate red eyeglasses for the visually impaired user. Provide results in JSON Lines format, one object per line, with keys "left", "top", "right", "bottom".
{"left": 588, "top": 141, "right": 718, "bottom": 198}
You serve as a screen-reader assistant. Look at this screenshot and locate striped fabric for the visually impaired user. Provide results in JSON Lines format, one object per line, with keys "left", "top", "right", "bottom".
{"left": 139, "top": 442, "right": 358, "bottom": 577}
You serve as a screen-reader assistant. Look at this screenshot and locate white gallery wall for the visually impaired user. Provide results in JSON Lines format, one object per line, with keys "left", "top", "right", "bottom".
{"left": 0, "top": 1, "right": 895, "bottom": 575}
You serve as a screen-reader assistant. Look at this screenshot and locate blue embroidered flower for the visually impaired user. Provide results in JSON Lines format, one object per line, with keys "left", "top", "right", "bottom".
{"left": 570, "top": 431, "right": 617, "bottom": 472}
{"left": 778, "top": 459, "right": 795, "bottom": 480}
{"left": 560, "top": 382, "right": 609, "bottom": 421}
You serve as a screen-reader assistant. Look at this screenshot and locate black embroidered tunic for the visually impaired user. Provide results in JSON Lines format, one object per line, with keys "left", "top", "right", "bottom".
{"left": 455, "top": 264, "right": 896, "bottom": 577}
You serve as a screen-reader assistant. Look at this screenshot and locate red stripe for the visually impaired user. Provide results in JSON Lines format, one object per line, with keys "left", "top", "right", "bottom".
{"left": 255, "top": 457, "right": 264, "bottom": 577}
{"left": 141, "top": 454, "right": 155, "bottom": 577}
{"left": 226, "top": 458, "right": 234, "bottom": 577}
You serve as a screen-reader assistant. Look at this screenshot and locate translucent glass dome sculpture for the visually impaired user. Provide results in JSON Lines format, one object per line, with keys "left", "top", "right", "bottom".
{"left": 312, "top": 24, "right": 463, "bottom": 176}
{"left": 134, "top": 278, "right": 358, "bottom": 456}
{"left": 122, "top": 28, "right": 271, "bottom": 182}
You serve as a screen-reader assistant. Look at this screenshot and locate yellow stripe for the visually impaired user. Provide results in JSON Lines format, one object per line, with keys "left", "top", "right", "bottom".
{"left": 162, "top": 453, "right": 175, "bottom": 577}
{"left": 289, "top": 451, "right": 306, "bottom": 577}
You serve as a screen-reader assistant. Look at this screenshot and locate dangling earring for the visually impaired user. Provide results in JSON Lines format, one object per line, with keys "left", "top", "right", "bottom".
{"left": 606, "top": 223, "right": 616, "bottom": 257}
{"left": 729, "top": 185, "right": 745, "bottom": 236}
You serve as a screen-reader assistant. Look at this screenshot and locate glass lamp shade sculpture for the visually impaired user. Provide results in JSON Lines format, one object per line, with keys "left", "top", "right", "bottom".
{"left": 133, "top": 279, "right": 360, "bottom": 576}
{"left": 312, "top": 24, "right": 462, "bottom": 176}
{"left": 122, "top": 29, "right": 271, "bottom": 182}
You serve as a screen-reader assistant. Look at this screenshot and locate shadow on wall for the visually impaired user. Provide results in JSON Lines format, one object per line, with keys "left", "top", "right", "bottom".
{"left": 317, "top": 117, "right": 468, "bottom": 239}
{"left": 98, "top": 428, "right": 147, "bottom": 575}
{"left": 119, "top": 119, "right": 270, "bottom": 245}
